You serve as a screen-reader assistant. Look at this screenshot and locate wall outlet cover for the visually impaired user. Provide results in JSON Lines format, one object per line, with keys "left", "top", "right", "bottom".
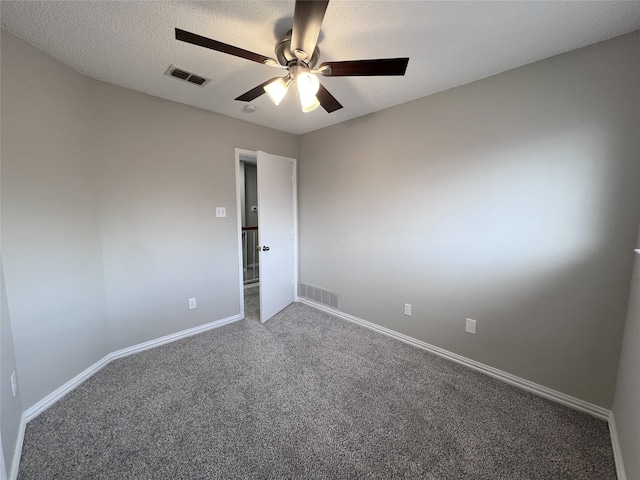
{"left": 465, "top": 318, "right": 477, "bottom": 335}
{"left": 404, "top": 303, "right": 412, "bottom": 316}
{"left": 11, "top": 371, "right": 17, "bottom": 397}
{"left": 189, "top": 298, "right": 197, "bottom": 309}
{"left": 216, "top": 207, "right": 226, "bottom": 217}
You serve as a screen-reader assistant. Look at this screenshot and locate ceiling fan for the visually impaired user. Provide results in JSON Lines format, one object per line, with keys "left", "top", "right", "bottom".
{"left": 175, "top": 0, "right": 409, "bottom": 113}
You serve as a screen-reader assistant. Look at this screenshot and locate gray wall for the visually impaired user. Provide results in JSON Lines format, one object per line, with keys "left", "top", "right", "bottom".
{"left": 1, "top": 259, "right": 23, "bottom": 477}
{"left": 0, "top": 27, "right": 298, "bottom": 418}
{"left": 298, "top": 32, "right": 640, "bottom": 408}
{"left": 1, "top": 29, "right": 110, "bottom": 409}
{"left": 92, "top": 81, "right": 296, "bottom": 351}
{"left": 612, "top": 227, "right": 640, "bottom": 479}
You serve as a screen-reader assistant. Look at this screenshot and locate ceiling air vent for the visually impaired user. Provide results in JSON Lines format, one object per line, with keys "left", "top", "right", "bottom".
{"left": 165, "top": 65, "right": 210, "bottom": 87}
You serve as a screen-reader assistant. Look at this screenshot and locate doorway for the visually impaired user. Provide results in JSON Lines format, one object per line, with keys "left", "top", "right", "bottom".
{"left": 235, "top": 148, "right": 299, "bottom": 323}
{"left": 238, "top": 152, "right": 260, "bottom": 321}
{"left": 239, "top": 154, "right": 259, "bottom": 287}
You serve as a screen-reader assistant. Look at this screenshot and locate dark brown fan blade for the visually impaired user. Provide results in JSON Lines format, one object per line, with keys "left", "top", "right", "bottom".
{"left": 235, "top": 78, "right": 283, "bottom": 102}
{"left": 291, "top": 0, "right": 329, "bottom": 60}
{"left": 316, "top": 83, "right": 343, "bottom": 113}
{"left": 319, "top": 58, "right": 409, "bottom": 77}
{"left": 176, "top": 28, "right": 274, "bottom": 65}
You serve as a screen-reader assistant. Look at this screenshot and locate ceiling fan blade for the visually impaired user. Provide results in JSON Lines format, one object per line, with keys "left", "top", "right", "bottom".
{"left": 319, "top": 58, "right": 409, "bottom": 77}
{"left": 291, "top": 0, "right": 329, "bottom": 61}
{"left": 235, "top": 77, "right": 283, "bottom": 102}
{"left": 316, "top": 83, "right": 343, "bottom": 113}
{"left": 176, "top": 28, "right": 275, "bottom": 65}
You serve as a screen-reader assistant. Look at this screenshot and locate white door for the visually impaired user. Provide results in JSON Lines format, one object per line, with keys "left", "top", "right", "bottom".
{"left": 257, "top": 151, "right": 297, "bottom": 323}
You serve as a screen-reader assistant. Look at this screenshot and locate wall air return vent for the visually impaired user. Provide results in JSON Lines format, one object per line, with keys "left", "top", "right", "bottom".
{"left": 299, "top": 283, "right": 340, "bottom": 311}
{"left": 165, "top": 65, "right": 210, "bottom": 86}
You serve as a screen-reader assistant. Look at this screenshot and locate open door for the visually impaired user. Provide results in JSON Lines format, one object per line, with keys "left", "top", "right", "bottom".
{"left": 257, "top": 151, "right": 297, "bottom": 323}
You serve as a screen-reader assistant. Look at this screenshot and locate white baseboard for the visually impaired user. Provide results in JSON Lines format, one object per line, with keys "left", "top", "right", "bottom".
{"left": 12, "top": 313, "right": 243, "bottom": 478}
{"left": 11, "top": 301, "right": 625, "bottom": 479}
{"left": 0, "top": 443, "right": 4, "bottom": 480}
{"left": 8, "top": 416, "right": 26, "bottom": 480}
{"left": 298, "top": 298, "right": 610, "bottom": 420}
{"left": 608, "top": 412, "right": 627, "bottom": 480}
{"left": 23, "top": 313, "right": 242, "bottom": 423}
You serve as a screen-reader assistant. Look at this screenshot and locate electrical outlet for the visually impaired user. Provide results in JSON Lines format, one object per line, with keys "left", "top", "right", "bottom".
{"left": 404, "top": 303, "right": 412, "bottom": 316}
{"left": 10, "top": 371, "right": 17, "bottom": 397}
{"left": 216, "top": 207, "right": 226, "bottom": 218}
{"left": 189, "top": 297, "right": 197, "bottom": 309}
{"left": 465, "top": 318, "right": 477, "bottom": 335}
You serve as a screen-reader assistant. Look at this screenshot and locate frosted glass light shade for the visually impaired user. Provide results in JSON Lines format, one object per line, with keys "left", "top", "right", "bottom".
{"left": 296, "top": 72, "right": 320, "bottom": 97}
{"left": 297, "top": 72, "right": 320, "bottom": 112}
{"left": 300, "top": 94, "right": 320, "bottom": 112}
{"left": 264, "top": 78, "right": 289, "bottom": 105}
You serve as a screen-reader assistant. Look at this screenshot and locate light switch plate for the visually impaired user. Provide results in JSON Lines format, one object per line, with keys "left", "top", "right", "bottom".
{"left": 216, "top": 207, "right": 226, "bottom": 218}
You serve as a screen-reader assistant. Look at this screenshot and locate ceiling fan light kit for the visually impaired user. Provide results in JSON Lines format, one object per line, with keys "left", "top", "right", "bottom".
{"left": 175, "top": 0, "right": 409, "bottom": 114}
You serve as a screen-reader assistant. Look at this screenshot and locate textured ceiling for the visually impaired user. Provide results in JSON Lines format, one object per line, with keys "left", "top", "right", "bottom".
{"left": 2, "top": 1, "right": 640, "bottom": 135}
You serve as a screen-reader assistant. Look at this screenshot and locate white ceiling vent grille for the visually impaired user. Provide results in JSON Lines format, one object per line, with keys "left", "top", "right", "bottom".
{"left": 165, "top": 65, "right": 210, "bottom": 87}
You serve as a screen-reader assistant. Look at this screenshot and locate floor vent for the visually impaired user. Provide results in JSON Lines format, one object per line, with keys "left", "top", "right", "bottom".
{"left": 299, "top": 283, "right": 340, "bottom": 310}
{"left": 165, "top": 65, "right": 210, "bottom": 86}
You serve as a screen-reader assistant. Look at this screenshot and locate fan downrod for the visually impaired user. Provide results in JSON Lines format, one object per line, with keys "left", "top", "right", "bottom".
{"left": 275, "top": 30, "right": 320, "bottom": 69}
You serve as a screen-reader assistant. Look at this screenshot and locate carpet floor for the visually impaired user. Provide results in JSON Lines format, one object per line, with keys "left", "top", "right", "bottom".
{"left": 18, "top": 288, "right": 616, "bottom": 479}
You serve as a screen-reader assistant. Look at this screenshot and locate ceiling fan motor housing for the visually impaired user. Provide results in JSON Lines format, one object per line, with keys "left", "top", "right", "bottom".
{"left": 275, "top": 30, "right": 320, "bottom": 68}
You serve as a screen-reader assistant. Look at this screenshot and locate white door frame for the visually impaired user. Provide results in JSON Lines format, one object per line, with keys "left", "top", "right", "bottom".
{"left": 235, "top": 148, "right": 299, "bottom": 319}
{"left": 0, "top": 435, "right": 7, "bottom": 480}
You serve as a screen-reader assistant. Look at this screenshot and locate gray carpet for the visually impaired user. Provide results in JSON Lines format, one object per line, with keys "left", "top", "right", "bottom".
{"left": 18, "top": 288, "right": 616, "bottom": 479}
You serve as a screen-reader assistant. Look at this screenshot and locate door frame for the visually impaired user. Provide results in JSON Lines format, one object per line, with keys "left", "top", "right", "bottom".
{"left": 235, "top": 148, "right": 299, "bottom": 319}
{"left": 0, "top": 434, "right": 6, "bottom": 480}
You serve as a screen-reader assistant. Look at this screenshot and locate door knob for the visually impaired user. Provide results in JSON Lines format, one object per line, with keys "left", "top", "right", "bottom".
{"left": 262, "top": 246, "right": 270, "bottom": 251}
